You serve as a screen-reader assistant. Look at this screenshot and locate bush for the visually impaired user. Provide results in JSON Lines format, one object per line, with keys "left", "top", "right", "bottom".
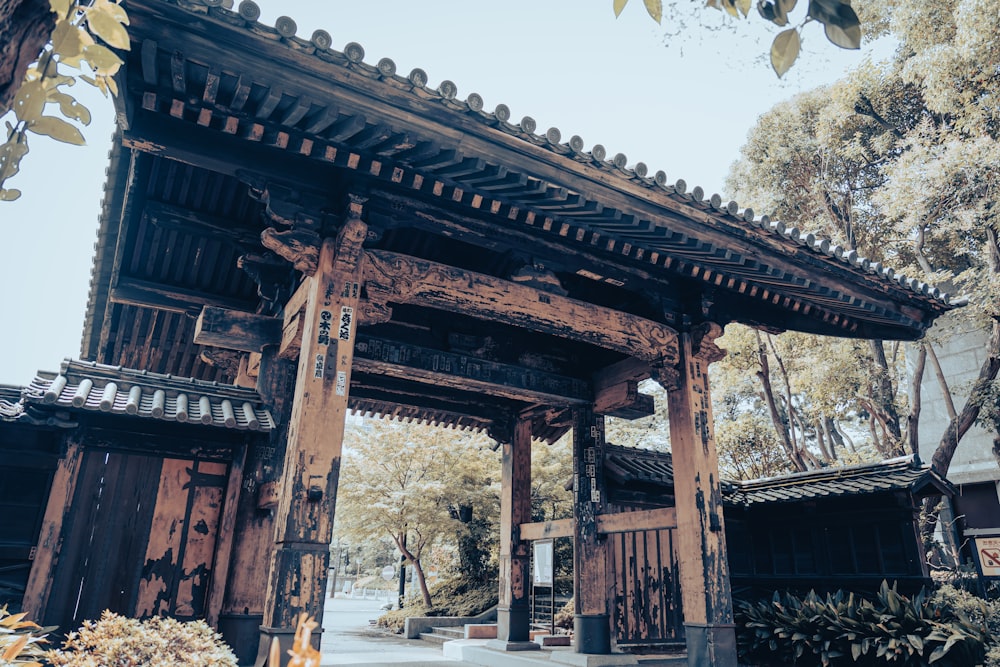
{"left": 46, "top": 611, "right": 237, "bottom": 667}
{"left": 0, "top": 605, "right": 50, "bottom": 666}
{"left": 930, "top": 585, "right": 1000, "bottom": 667}
{"left": 375, "top": 575, "right": 498, "bottom": 633}
{"left": 736, "top": 581, "right": 988, "bottom": 666}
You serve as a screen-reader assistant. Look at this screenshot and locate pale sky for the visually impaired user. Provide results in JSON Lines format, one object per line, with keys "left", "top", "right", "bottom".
{"left": 0, "top": 1, "right": 888, "bottom": 386}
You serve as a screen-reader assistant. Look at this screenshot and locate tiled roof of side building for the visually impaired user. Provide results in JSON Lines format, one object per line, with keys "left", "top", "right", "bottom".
{"left": 18, "top": 359, "right": 273, "bottom": 432}
{"left": 604, "top": 444, "right": 952, "bottom": 506}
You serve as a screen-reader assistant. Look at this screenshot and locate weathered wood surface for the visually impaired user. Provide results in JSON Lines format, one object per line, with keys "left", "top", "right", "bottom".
{"left": 665, "top": 325, "right": 737, "bottom": 666}
{"left": 205, "top": 445, "right": 246, "bottom": 627}
{"left": 496, "top": 417, "right": 533, "bottom": 643}
{"left": 262, "top": 209, "right": 366, "bottom": 632}
{"left": 220, "top": 351, "right": 296, "bottom": 619}
{"left": 572, "top": 407, "right": 611, "bottom": 652}
{"left": 21, "top": 440, "right": 83, "bottom": 620}
{"left": 0, "top": 0, "right": 53, "bottom": 114}
{"left": 111, "top": 275, "right": 253, "bottom": 314}
{"left": 364, "top": 250, "right": 680, "bottom": 364}
{"left": 609, "top": 528, "right": 683, "bottom": 644}
{"left": 519, "top": 507, "right": 677, "bottom": 541}
{"left": 353, "top": 335, "right": 591, "bottom": 406}
{"left": 194, "top": 305, "right": 282, "bottom": 352}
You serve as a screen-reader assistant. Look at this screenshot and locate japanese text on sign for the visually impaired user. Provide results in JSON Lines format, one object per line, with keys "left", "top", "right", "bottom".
{"left": 318, "top": 310, "right": 333, "bottom": 345}
{"left": 974, "top": 535, "right": 1000, "bottom": 578}
{"left": 313, "top": 353, "right": 325, "bottom": 379}
{"left": 336, "top": 371, "right": 347, "bottom": 396}
{"left": 339, "top": 306, "right": 354, "bottom": 341}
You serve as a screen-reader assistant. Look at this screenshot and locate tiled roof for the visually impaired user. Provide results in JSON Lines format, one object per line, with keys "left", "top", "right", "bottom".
{"left": 17, "top": 360, "right": 273, "bottom": 432}
{"left": 0, "top": 384, "right": 23, "bottom": 421}
{"left": 154, "top": 0, "right": 951, "bottom": 310}
{"left": 604, "top": 445, "right": 950, "bottom": 506}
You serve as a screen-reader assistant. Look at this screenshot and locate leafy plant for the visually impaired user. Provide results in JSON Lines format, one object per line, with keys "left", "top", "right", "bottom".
{"left": 45, "top": 610, "right": 237, "bottom": 667}
{"left": 736, "top": 582, "right": 989, "bottom": 666}
{"left": 0, "top": 0, "right": 129, "bottom": 202}
{"left": 0, "top": 605, "right": 50, "bottom": 667}
{"left": 612, "top": 0, "right": 861, "bottom": 77}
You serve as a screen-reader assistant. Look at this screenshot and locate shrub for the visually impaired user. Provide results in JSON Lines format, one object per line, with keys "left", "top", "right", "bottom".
{"left": 736, "top": 581, "right": 988, "bottom": 666}
{"left": 46, "top": 610, "right": 237, "bottom": 667}
{"left": 930, "top": 585, "right": 1000, "bottom": 667}
{"left": 375, "top": 575, "right": 498, "bottom": 633}
{"left": 0, "top": 605, "right": 50, "bottom": 667}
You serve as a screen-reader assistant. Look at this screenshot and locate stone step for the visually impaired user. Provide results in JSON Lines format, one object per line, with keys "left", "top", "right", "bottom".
{"left": 431, "top": 626, "right": 467, "bottom": 639}
{"left": 418, "top": 631, "right": 455, "bottom": 644}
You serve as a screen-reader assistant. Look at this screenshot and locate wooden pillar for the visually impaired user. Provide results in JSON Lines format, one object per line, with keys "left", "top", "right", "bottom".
{"left": 22, "top": 439, "right": 84, "bottom": 620}
{"left": 571, "top": 407, "right": 612, "bottom": 654}
{"left": 256, "top": 202, "right": 367, "bottom": 666}
{"left": 491, "top": 416, "right": 537, "bottom": 651}
{"left": 664, "top": 324, "right": 737, "bottom": 667}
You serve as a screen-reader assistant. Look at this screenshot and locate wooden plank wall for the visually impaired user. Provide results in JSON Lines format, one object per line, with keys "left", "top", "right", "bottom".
{"left": 609, "top": 527, "right": 684, "bottom": 645}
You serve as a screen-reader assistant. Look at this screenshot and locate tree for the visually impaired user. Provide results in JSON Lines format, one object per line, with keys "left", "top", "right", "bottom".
{"left": 334, "top": 418, "right": 500, "bottom": 608}
{"left": 725, "top": 0, "right": 1000, "bottom": 536}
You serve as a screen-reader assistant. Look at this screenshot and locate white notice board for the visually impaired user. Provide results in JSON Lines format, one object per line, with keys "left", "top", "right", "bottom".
{"left": 533, "top": 539, "right": 554, "bottom": 586}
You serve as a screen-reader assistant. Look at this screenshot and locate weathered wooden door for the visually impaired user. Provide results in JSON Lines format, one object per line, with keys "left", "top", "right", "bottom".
{"left": 43, "top": 449, "right": 228, "bottom": 632}
{"left": 609, "top": 527, "right": 685, "bottom": 646}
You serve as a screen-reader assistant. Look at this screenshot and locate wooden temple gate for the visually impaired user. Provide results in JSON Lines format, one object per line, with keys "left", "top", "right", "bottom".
{"left": 21, "top": 1, "right": 955, "bottom": 665}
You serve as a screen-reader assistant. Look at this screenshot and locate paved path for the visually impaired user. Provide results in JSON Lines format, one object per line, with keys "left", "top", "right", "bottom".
{"left": 320, "top": 596, "right": 468, "bottom": 666}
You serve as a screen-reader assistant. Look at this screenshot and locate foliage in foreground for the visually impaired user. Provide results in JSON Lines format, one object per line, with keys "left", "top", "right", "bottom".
{"left": 736, "top": 582, "right": 989, "bottom": 666}
{"left": 376, "top": 576, "right": 498, "bottom": 634}
{"left": 0, "top": 605, "right": 50, "bottom": 667}
{"left": 45, "top": 610, "right": 237, "bottom": 667}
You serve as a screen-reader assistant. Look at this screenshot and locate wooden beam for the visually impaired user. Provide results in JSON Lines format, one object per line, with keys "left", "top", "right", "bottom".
{"left": 519, "top": 518, "right": 573, "bottom": 541}
{"left": 205, "top": 443, "right": 247, "bottom": 627}
{"left": 518, "top": 507, "right": 677, "bottom": 542}
{"left": 110, "top": 276, "right": 254, "bottom": 314}
{"left": 596, "top": 506, "right": 676, "bottom": 534}
{"left": 593, "top": 380, "right": 654, "bottom": 419}
{"left": 144, "top": 200, "right": 261, "bottom": 247}
{"left": 364, "top": 250, "right": 679, "bottom": 364}
{"left": 194, "top": 306, "right": 282, "bottom": 352}
{"left": 352, "top": 335, "right": 591, "bottom": 406}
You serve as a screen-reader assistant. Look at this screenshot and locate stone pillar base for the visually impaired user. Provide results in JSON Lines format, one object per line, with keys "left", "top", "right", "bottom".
{"left": 485, "top": 639, "right": 541, "bottom": 651}
{"left": 496, "top": 605, "right": 531, "bottom": 643}
{"left": 574, "top": 614, "right": 610, "bottom": 654}
{"left": 253, "top": 625, "right": 323, "bottom": 667}
{"left": 684, "top": 622, "right": 737, "bottom": 667}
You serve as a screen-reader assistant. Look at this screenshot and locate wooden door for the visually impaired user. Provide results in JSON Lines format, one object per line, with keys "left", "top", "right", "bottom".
{"left": 610, "top": 527, "right": 685, "bottom": 646}
{"left": 43, "top": 449, "right": 228, "bottom": 632}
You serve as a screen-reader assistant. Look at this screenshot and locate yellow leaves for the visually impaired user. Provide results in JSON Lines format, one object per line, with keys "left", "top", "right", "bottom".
{"left": 11, "top": 81, "right": 47, "bottom": 124}
{"left": 611, "top": 0, "right": 662, "bottom": 23}
{"left": 770, "top": 27, "right": 801, "bottom": 77}
{"left": 27, "top": 116, "right": 86, "bottom": 145}
{"left": 84, "top": 0, "right": 131, "bottom": 51}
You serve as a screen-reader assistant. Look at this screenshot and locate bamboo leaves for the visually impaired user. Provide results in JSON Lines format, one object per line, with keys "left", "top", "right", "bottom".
{"left": 0, "top": 0, "right": 129, "bottom": 202}
{"left": 611, "top": 0, "right": 664, "bottom": 23}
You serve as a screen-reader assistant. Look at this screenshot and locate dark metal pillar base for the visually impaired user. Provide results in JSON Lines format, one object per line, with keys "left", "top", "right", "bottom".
{"left": 574, "top": 614, "right": 611, "bottom": 654}
{"left": 496, "top": 605, "right": 531, "bottom": 643}
{"left": 684, "top": 622, "right": 737, "bottom": 667}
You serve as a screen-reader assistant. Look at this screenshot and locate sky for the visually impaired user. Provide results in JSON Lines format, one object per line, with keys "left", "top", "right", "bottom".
{"left": 0, "top": 1, "right": 891, "bottom": 386}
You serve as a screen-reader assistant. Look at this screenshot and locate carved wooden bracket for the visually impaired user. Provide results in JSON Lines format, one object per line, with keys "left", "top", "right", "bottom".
{"left": 261, "top": 227, "right": 321, "bottom": 275}
{"left": 692, "top": 321, "right": 726, "bottom": 364}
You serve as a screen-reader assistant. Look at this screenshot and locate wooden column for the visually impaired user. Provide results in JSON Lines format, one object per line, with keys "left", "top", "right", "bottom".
{"left": 664, "top": 324, "right": 737, "bottom": 667}
{"left": 572, "top": 407, "right": 612, "bottom": 654}
{"left": 257, "top": 202, "right": 367, "bottom": 665}
{"left": 491, "top": 416, "right": 537, "bottom": 651}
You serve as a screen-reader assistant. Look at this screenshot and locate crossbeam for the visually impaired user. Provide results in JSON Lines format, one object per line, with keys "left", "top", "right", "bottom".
{"left": 518, "top": 507, "right": 677, "bottom": 541}
{"left": 364, "top": 250, "right": 679, "bottom": 364}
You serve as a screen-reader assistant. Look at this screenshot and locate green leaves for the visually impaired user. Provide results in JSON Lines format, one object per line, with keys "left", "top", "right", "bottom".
{"left": 770, "top": 28, "right": 801, "bottom": 77}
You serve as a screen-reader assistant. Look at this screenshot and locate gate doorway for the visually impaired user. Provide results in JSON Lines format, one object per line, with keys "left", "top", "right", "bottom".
{"left": 42, "top": 449, "right": 229, "bottom": 632}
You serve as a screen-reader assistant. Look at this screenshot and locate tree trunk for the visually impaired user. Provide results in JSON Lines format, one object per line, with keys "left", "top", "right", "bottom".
{"left": 907, "top": 344, "right": 927, "bottom": 458}
{"left": 922, "top": 319, "right": 1000, "bottom": 544}
{"left": 394, "top": 534, "right": 433, "bottom": 608}
{"left": 0, "top": 0, "right": 54, "bottom": 114}
{"left": 755, "top": 332, "right": 807, "bottom": 472}
{"left": 869, "top": 339, "right": 903, "bottom": 450}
